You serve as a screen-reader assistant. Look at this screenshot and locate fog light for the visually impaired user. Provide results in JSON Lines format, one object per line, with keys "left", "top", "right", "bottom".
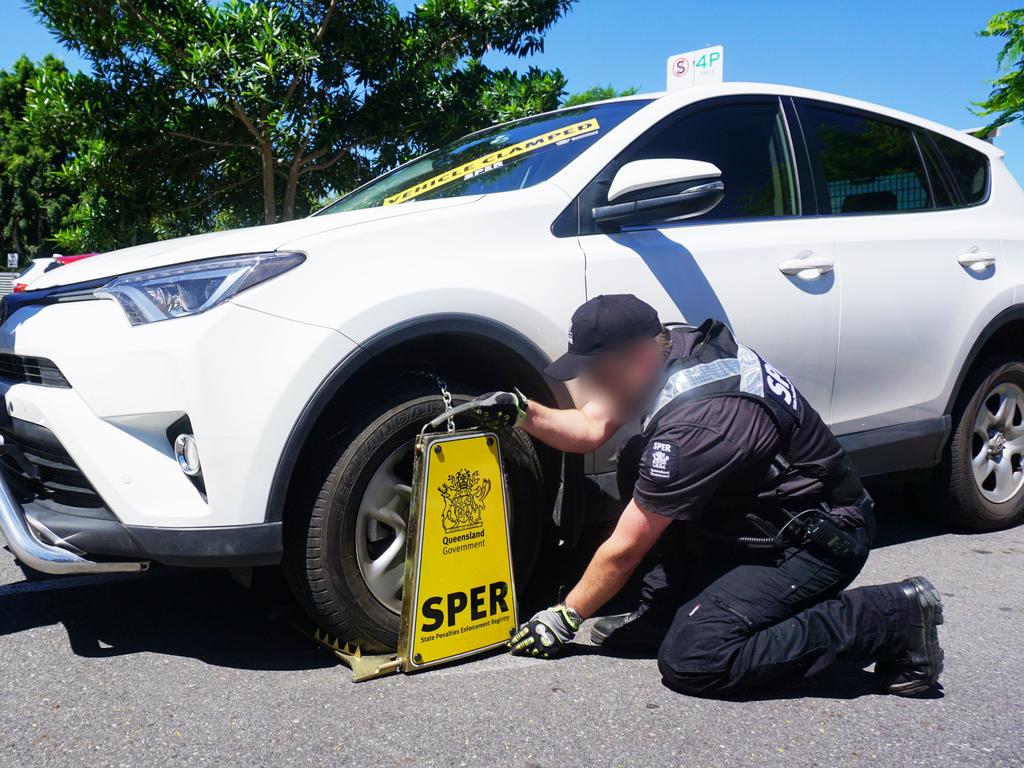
{"left": 174, "top": 433, "right": 201, "bottom": 476}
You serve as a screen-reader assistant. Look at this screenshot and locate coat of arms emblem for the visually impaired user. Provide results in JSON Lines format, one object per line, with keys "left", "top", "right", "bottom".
{"left": 438, "top": 468, "right": 491, "bottom": 533}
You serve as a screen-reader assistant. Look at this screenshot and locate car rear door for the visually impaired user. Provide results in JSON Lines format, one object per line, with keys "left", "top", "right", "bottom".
{"left": 793, "top": 98, "right": 1010, "bottom": 455}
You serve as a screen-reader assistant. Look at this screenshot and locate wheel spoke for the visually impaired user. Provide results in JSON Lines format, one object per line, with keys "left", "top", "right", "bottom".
{"left": 995, "top": 394, "right": 1018, "bottom": 429}
{"left": 365, "top": 503, "right": 405, "bottom": 531}
{"left": 386, "top": 566, "right": 405, "bottom": 600}
{"left": 974, "top": 457, "right": 995, "bottom": 487}
{"left": 368, "top": 533, "right": 406, "bottom": 579}
{"left": 972, "top": 448, "right": 990, "bottom": 471}
{"left": 993, "top": 456, "right": 1014, "bottom": 493}
{"left": 394, "top": 483, "right": 412, "bottom": 499}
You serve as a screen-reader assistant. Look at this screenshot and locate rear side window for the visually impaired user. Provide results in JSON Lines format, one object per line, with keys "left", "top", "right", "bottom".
{"left": 930, "top": 132, "right": 990, "bottom": 206}
{"left": 802, "top": 105, "right": 932, "bottom": 214}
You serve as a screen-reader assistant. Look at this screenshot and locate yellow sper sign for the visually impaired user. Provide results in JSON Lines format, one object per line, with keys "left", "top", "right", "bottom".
{"left": 400, "top": 431, "right": 517, "bottom": 669}
{"left": 382, "top": 119, "right": 601, "bottom": 206}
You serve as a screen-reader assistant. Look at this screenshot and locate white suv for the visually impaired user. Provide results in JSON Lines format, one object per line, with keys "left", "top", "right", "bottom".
{"left": 2, "top": 83, "right": 1021, "bottom": 651}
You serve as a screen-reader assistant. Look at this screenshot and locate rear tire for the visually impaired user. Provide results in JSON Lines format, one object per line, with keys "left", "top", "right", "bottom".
{"left": 940, "top": 355, "right": 1024, "bottom": 530}
{"left": 284, "top": 377, "right": 545, "bottom": 651}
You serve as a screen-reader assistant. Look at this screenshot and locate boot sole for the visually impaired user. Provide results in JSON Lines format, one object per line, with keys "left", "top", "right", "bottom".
{"left": 888, "top": 577, "right": 944, "bottom": 696}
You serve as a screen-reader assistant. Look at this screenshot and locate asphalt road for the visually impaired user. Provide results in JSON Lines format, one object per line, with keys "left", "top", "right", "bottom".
{"left": 0, "top": 485, "right": 1021, "bottom": 767}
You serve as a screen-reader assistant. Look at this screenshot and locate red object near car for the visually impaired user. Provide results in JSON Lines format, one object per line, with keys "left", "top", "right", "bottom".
{"left": 12, "top": 253, "right": 98, "bottom": 293}
{"left": 54, "top": 253, "right": 97, "bottom": 266}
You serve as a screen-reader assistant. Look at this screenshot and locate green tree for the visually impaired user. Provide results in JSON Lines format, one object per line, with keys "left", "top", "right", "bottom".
{"left": 561, "top": 84, "right": 639, "bottom": 108}
{"left": 27, "top": 0, "right": 574, "bottom": 250}
{"left": 0, "top": 55, "right": 76, "bottom": 262}
{"left": 975, "top": 9, "right": 1024, "bottom": 128}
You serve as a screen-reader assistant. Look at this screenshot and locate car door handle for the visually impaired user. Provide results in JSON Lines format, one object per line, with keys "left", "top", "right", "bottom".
{"left": 957, "top": 248, "right": 996, "bottom": 272}
{"left": 778, "top": 254, "right": 834, "bottom": 279}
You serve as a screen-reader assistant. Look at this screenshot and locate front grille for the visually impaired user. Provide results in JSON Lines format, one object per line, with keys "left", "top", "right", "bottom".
{"left": 0, "top": 353, "right": 70, "bottom": 388}
{"left": 0, "top": 418, "right": 107, "bottom": 511}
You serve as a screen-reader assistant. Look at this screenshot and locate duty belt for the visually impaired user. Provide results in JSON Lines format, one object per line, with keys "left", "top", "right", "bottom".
{"left": 733, "top": 491, "right": 874, "bottom": 557}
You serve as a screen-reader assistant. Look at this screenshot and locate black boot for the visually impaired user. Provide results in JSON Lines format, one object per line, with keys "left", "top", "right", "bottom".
{"left": 590, "top": 610, "right": 668, "bottom": 654}
{"left": 875, "top": 576, "right": 944, "bottom": 696}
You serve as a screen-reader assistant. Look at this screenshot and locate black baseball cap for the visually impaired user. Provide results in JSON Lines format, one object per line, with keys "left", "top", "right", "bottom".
{"left": 545, "top": 294, "right": 662, "bottom": 381}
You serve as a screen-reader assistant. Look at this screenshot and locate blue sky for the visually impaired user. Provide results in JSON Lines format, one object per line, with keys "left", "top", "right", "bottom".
{"left": 3, "top": 1, "right": 1021, "bottom": 181}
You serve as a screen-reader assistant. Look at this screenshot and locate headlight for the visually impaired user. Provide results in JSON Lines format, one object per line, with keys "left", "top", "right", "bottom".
{"left": 95, "top": 252, "right": 305, "bottom": 326}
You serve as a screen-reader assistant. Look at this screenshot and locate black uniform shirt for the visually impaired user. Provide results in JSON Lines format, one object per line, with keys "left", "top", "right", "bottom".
{"left": 632, "top": 329, "right": 783, "bottom": 522}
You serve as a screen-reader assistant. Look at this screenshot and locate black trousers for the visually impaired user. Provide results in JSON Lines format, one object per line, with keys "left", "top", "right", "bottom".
{"left": 640, "top": 523, "right": 910, "bottom": 698}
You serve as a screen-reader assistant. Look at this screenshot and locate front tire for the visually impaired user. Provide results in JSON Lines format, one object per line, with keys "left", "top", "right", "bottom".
{"left": 941, "top": 355, "right": 1024, "bottom": 530}
{"left": 285, "top": 378, "right": 545, "bottom": 651}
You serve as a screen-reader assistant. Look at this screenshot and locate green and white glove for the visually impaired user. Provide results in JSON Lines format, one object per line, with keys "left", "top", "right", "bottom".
{"left": 508, "top": 604, "right": 582, "bottom": 659}
{"left": 465, "top": 388, "right": 529, "bottom": 431}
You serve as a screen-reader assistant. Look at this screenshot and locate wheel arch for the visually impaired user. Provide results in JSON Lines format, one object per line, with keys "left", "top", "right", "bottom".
{"left": 265, "top": 313, "right": 573, "bottom": 524}
{"left": 944, "top": 306, "right": 1024, "bottom": 418}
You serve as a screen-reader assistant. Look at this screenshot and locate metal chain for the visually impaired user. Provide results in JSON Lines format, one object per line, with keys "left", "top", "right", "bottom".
{"left": 438, "top": 378, "right": 455, "bottom": 433}
{"left": 410, "top": 370, "right": 455, "bottom": 433}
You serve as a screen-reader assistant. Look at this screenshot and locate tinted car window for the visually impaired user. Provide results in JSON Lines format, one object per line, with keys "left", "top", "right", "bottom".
{"left": 930, "top": 132, "right": 990, "bottom": 205}
{"left": 624, "top": 102, "right": 797, "bottom": 220}
{"left": 319, "top": 100, "right": 651, "bottom": 213}
{"left": 803, "top": 105, "right": 932, "bottom": 214}
{"left": 916, "top": 132, "right": 955, "bottom": 208}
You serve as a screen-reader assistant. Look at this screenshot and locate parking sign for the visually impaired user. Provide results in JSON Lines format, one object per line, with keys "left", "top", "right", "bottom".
{"left": 666, "top": 45, "right": 724, "bottom": 91}
{"left": 6, "top": 253, "right": 17, "bottom": 270}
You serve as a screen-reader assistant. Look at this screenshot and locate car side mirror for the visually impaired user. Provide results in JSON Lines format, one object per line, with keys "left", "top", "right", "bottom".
{"left": 593, "top": 159, "right": 725, "bottom": 227}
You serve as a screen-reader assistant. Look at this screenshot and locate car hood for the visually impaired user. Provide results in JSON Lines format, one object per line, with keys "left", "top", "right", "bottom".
{"left": 28, "top": 196, "right": 479, "bottom": 289}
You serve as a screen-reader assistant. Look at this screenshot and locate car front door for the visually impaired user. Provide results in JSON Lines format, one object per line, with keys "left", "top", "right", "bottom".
{"left": 578, "top": 97, "right": 841, "bottom": 411}
{"left": 793, "top": 99, "right": 1009, "bottom": 450}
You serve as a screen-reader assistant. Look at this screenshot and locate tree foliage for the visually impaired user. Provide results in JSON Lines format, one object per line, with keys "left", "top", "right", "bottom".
{"left": 27, "top": 0, "right": 574, "bottom": 250}
{"left": 0, "top": 56, "right": 77, "bottom": 262}
{"left": 975, "top": 9, "right": 1024, "bottom": 128}
{"left": 561, "top": 84, "right": 638, "bottom": 108}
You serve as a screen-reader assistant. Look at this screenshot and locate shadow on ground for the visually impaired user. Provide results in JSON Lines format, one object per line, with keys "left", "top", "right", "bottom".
{"left": 0, "top": 565, "right": 334, "bottom": 672}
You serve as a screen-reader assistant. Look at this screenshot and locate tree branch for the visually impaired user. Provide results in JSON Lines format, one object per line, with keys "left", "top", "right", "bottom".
{"left": 167, "top": 173, "right": 261, "bottom": 215}
{"left": 281, "top": 0, "right": 337, "bottom": 110}
{"left": 300, "top": 146, "right": 351, "bottom": 176}
{"left": 165, "top": 131, "right": 258, "bottom": 151}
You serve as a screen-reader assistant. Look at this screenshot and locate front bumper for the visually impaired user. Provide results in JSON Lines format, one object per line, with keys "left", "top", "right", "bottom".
{"left": 0, "top": 463, "right": 146, "bottom": 574}
{"left": 0, "top": 291, "right": 355, "bottom": 569}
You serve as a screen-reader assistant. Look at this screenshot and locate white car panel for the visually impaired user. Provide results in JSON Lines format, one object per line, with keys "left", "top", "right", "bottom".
{"left": 583, "top": 217, "right": 841, "bottom": 419}
{"left": 0, "top": 299, "right": 355, "bottom": 527}
{"left": 829, "top": 210, "right": 1009, "bottom": 433}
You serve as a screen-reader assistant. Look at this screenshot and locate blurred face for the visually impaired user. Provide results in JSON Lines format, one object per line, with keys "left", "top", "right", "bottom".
{"left": 583, "top": 337, "right": 665, "bottom": 416}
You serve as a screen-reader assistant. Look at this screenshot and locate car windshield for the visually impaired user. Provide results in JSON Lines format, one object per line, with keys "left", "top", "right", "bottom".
{"left": 318, "top": 100, "right": 651, "bottom": 214}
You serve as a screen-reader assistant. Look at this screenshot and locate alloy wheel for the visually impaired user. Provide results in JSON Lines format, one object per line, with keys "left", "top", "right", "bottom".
{"left": 971, "top": 381, "right": 1024, "bottom": 504}
{"left": 353, "top": 444, "right": 414, "bottom": 614}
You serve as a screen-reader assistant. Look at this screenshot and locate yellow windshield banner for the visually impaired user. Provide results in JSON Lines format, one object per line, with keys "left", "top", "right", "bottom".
{"left": 382, "top": 118, "right": 601, "bottom": 206}
{"left": 400, "top": 431, "right": 518, "bottom": 670}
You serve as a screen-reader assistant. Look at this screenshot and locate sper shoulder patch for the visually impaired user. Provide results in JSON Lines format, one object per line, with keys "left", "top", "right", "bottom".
{"left": 645, "top": 439, "right": 679, "bottom": 481}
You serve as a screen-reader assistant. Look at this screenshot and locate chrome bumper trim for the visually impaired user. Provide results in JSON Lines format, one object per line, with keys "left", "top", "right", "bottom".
{"left": 0, "top": 470, "right": 147, "bottom": 574}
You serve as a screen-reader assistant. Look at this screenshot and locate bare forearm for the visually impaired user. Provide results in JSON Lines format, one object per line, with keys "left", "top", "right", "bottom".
{"left": 564, "top": 539, "right": 643, "bottom": 619}
{"left": 522, "top": 400, "right": 616, "bottom": 453}
{"left": 562, "top": 500, "right": 673, "bottom": 619}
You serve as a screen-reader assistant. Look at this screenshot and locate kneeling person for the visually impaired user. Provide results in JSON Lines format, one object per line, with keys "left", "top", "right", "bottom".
{"left": 466, "top": 294, "right": 944, "bottom": 697}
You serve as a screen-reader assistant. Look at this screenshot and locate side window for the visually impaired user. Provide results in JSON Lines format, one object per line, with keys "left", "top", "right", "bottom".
{"left": 930, "top": 132, "right": 990, "bottom": 206}
{"left": 916, "top": 131, "right": 956, "bottom": 209}
{"left": 802, "top": 105, "right": 932, "bottom": 214}
{"left": 625, "top": 102, "right": 798, "bottom": 221}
